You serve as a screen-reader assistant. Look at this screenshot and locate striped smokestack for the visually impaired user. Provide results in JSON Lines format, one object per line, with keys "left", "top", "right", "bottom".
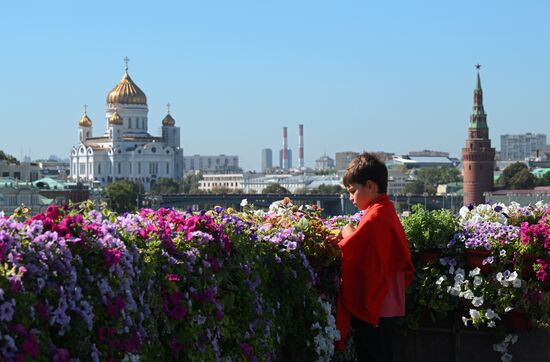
{"left": 298, "top": 124, "right": 304, "bottom": 168}
{"left": 282, "top": 126, "right": 288, "bottom": 169}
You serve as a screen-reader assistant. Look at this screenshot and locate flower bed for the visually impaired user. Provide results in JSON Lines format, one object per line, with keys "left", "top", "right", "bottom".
{"left": 0, "top": 199, "right": 347, "bottom": 361}
{"left": 1, "top": 199, "right": 550, "bottom": 361}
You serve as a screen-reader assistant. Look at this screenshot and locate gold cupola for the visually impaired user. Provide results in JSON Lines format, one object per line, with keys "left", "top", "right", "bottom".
{"left": 79, "top": 105, "right": 93, "bottom": 127}
{"left": 162, "top": 103, "right": 175, "bottom": 126}
{"left": 106, "top": 58, "right": 147, "bottom": 105}
{"left": 162, "top": 114, "right": 176, "bottom": 126}
{"left": 109, "top": 111, "right": 123, "bottom": 125}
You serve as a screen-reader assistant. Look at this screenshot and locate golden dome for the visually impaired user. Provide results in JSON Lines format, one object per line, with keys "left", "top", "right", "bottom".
{"left": 79, "top": 113, "right": 93, "bottom": 127}
{"left": 106, "top": 70, "right": 147, "bottom": 105}
{"left": 162, "top": 113, "right": 176, "bottom": 126}
{"left": 109, "top": 111, "right": 123, "bottom": 125}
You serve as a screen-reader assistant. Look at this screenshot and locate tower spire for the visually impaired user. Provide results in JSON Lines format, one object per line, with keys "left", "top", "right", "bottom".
{"left": 470, "top": 64, "right": 487, "bottom": 128}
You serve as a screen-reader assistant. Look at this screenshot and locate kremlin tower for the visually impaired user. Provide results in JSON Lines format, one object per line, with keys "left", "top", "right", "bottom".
{"left": 461, "top": 65, "right": 495, "bottom": 206}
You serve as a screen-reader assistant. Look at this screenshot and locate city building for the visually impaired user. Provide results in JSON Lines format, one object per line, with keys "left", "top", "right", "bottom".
{"left": 500, "top": 133, "right": 547, "bottom": 161}
{"left": 461, "top": 65, "right": 495, "bottom": 206}
{"left": 198, "top": 173, "right": 244, "bottom": 192}
{"left": 0, "top": 160, "right": 40, "bottom": 181}
{"left": 69, "top": 59, "right": 184, "bottom": 191}
{"left": 279, "top": 149, "right": 293, "bottom": 169}
{"left": 335, "top": 151, "right": 359, "bottom": 171}
{"left": 409, "top": 150, "right": 450, "bottom": 157}
{"left": 35, "top": 159, "right": 71, "bottom": 179}
{"left": 387, "top": 169, "right": 409, "bottom": 195}
{"left": 184, "top": 154, "right": 240, "bottom": 173}
{"left": 315, "top": 154, "right": 335, "bottom": 170}
{"left": 261, "top": 148, "right": 273, "bottom": 172}
{"left": 392, "top": 155, "right": 455, "bottom": 169}
{"left": 243, "top": 174, "right": 342, "bottom": 194}
{"left": 0, "top": 178, "right": 51, "bottom": 214}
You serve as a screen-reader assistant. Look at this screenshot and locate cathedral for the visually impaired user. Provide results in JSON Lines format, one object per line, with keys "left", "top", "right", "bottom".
{"left": 70, "top": 59, "right": 184, "bottom": 190}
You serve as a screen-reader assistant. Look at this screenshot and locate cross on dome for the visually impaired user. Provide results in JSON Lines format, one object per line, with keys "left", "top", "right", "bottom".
{"left": 124, "top": 56, "right": 130, "bottom": 71}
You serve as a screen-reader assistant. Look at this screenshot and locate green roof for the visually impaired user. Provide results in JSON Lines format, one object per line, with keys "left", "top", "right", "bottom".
{"left": 531, "top": 168, "right": 550, "bottom": 177}
{"left": 33, "top": 177, "right": 70, "bottom": 190}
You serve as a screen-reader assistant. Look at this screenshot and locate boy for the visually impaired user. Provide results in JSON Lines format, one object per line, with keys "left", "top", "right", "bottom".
{"left": 332, "top": 152, "right": 414, "bottom": 361}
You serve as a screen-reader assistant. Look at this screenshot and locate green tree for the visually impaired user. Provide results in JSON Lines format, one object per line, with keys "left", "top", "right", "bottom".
{"left": 150, "top": 178, "right": 182, "bottom": 194}
{"left": 509, "top": 168, "right": 536, "bottom": 189}
{"left": 414, "top": 167, "right": 462, "bottom": 195}
{"left": 105, "top": 180, "right": 141, "bottom": 213}
{"left": 536, "top": 171, "right": 550, "bottom": 186}
{"left": 311, "top": 184, "right": 345, "bottom": 194}
{"left": 0, "top": 150, "right": 19, "bottom": 164}
{"left": 181, "top": 172, "right": 203, "bottom": 194}
{"left": 497, "top": 162, "right": 535, "bottom": 189}
{"left": 261, "top": 183, "right": 290, "bottom": 194}
{"left": 403, "top": 180, "right": 426, "bottom": 195}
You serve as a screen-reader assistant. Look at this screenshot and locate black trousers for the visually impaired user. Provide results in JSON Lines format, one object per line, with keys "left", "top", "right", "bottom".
{"left": 351, "top": 315, "right": 397, "bottom": 362}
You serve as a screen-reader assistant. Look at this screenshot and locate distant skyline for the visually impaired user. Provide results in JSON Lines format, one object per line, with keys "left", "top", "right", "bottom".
{"left": 1, "top": 1, "right": 549, "bottom": 171}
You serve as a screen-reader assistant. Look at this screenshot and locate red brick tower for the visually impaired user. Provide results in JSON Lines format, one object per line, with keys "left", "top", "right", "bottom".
{"left": 462, "top": 65, "right": 495, "bottom": 206}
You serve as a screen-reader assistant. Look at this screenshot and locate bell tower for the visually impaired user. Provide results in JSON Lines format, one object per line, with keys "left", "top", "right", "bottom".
{"left": 461, "top": 65, "right": 495, "bottom": 206}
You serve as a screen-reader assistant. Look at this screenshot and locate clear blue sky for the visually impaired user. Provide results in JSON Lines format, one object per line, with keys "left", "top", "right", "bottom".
{"left": 1, "top": 0, "right": 549, "bottom": 171}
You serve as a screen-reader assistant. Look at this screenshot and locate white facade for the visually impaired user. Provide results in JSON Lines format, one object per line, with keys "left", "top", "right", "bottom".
{"left": 70, "top": 66, "right": 183, "bottom": 191}
{"left": 198, "top": 174, "right": 244, "bottom": 192}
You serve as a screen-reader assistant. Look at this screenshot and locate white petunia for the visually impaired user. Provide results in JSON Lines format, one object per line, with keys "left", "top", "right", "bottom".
{"left": 486, "top": 309, "right": 497, "bottom": 320}
{"left": 462, "top": 290, "right": 474, "bottom": 300}
{"left": 472, "top": 296, "right": 484, "bottom": 307}
{"left": 473, "top": 276, "right": 483, "bottom": 287}
{"left": 470, "top": 309, "right": 481, "bottom": 322}
{"left": 469, "top": 267, "right": 481, "bottom": 277}
{"left": 240, "top": 199, "right": 248, "bottom": 207}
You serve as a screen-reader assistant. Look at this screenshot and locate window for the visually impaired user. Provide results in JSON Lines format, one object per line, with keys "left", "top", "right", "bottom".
{"left": 166, "top": 163, "right": 169, "bottom": 174}
{"left": 117, "top": 163, "right": 121, "bottom": 174}
{"left": 98, "top": 163, "right": 101, "bottom": 174}
{"left": 138, "top": 163, "right": 141, "bottom": 174}
{"left": 149, "top": 162, "right": 158, "bottom": 174}
{"left": 80, "top": 164, "right": 86, "bottom": 174}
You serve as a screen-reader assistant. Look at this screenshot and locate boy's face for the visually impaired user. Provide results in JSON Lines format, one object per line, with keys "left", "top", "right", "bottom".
{"left": 346, "top": 181, "right": 379, "bottom": 210}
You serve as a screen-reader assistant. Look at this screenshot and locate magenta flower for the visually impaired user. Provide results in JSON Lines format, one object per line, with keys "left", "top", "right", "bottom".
{"left": 107, "top": 296, "right": 126, "bottom": 316}
{"left": 166, "top": 274, "right": 180, "bottom": 282}
{"left": 22, "top": 334, "right": 39, "bottom": 358}
{"left": 52, "top": 348, "right": 71, "bottom": 362}
{"left": 103, "top": 248, "right": 122, "bottom": 267}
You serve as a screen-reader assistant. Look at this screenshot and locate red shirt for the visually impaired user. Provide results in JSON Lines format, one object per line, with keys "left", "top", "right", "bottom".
{"left": 336, "top": 194, "right": 414, "bottom": 349}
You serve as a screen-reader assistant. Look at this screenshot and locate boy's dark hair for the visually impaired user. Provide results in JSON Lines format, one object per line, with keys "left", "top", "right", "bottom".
{"left": 342, "top": 152, "right": 388, "bottom": 193}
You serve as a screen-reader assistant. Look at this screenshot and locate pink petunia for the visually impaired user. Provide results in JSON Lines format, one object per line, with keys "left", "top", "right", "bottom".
{"left": 103, "top": 248, "right": 122, "bottom": 268}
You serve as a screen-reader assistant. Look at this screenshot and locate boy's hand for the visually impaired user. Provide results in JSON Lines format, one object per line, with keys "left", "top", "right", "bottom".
{"left": 342, "top": 224, "right": 356, "bottom": 238}
{"left": 326, "top": 229, "right": 342, "bottom": 248}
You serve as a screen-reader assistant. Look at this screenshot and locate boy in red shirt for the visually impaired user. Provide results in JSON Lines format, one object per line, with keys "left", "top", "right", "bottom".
{"left": 331, "top": 152, "right": 414, "bottom": 361}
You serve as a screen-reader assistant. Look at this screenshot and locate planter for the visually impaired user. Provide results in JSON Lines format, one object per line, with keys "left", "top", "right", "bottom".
{"left": 503, "top": 308, "right": 533, "bottom": 331}
{"left": 415, "top": 249, "right": 441, "bottom": 266}
{"left": 464, "top": 249, "right": 492, "bottom": 274}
